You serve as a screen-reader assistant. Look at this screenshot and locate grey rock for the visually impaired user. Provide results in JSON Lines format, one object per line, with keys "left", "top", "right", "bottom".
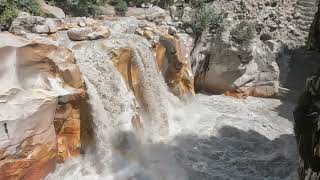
{"left": 36, "top": 0, "right": 65, "bottom": 18}
{"left": 168, "top": 26, "right": 177, "bottom": 35}
{"left": 192, "top": 23, "right": 279, "bottom": 96}
{"left": 67, "top": 27, "right": 93, "bottom": 41}
{"left": 32, "top": 24, "right": 49, "bottom": 33}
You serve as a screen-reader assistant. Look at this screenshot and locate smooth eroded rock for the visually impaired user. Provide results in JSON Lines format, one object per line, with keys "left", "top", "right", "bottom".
{"left": 0, "top": 32, "right": 84, "bottom": 179}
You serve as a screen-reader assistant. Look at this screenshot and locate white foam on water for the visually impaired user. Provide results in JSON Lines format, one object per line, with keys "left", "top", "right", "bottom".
{"left": 48, "top": 93, "right": 298, "bottom": 180}
{"left": 47, "top": 37, "right": 298, "bottom": 180}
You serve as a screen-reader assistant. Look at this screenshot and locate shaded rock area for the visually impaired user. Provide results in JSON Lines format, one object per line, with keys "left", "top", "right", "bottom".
{"left": 308, "top": 0, "right": 320, "bottom": 50}
{"left": 294, "top": 70, "right": 320, "bottom": 180}
{"left": 291, "top": 1, "right": 320, "bottom": 179}
{"left": 0, "top": 33, "right": 85, "bottom": 179}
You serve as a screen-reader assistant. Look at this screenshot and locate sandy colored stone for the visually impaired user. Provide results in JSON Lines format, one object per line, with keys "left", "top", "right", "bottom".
{"left": 0, "top": 33, "right": 84, "bottom": 179}
{"left": 159, "top": 34, "right": 195, "bottom": 98}
{"left": 37, "top": 0, "right": 66, "bottom": 19}
{"left": 112, "top": 48, "right": 146, "bottom": 107}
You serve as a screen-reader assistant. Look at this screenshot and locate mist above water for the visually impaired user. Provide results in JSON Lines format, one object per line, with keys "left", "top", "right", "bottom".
{"left": 47, "top": 92, "right": 298, "bottom": 180}
{"left": 47, "top": 35, "right": 297, "bottom": 180}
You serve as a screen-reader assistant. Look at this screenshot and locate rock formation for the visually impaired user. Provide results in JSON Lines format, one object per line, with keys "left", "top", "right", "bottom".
{"left": 296, "top": 0, "right": 319, "bottom": 37}
{"left": 192, "top": 22, "right": 280, "bottom": 97}
{"left": 171, "top": 0, "right": 310, "bottom": 47}
{"left": 36, "top": 0, "right": 66, "bottom": 19}
{"left": 0, "top": 32, "right": 85, "bottom": 179}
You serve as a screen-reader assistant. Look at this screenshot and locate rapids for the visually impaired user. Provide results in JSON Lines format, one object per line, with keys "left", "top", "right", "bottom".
{"left": 47, "top": 93, "right": 298, "bottom": 180}
{"left": 47, "top": 28, "right": 297, "bottom": 180}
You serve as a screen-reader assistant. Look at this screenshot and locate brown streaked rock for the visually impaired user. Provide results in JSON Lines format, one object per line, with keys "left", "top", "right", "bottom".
{"left": 159, "top": 34, "right": 195, "bottom": 98}
{"left": 0, "top": 32, "right": 85, "bottom": 179}
{"left": 112, "top": 48, "right": 146, "bottom": 107}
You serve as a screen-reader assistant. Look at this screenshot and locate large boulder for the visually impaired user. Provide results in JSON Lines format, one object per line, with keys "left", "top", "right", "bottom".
{"left": 0, "top": 32, "right": 84, "bottom": 179}
{"left": 36, "top": 0, "right": 66, "bottom": 19}
{"left": 67, "top": 26, "right": 111, "bottom": 41}
{"left": 193, "top": 22, "right": 280, "bottom": 97}
{"left": 124, "top": 6, "right": 167, "bottom": 23}
{"left": 10, "top": 16, "right": 68, "bottom": 35}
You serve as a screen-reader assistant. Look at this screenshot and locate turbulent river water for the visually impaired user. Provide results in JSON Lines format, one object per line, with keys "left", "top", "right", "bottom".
{"left": 47, "top": 92, "right": 298, "bottom": 180}
{"left": 45, "top": 34, "right": 298, "bottom": 179}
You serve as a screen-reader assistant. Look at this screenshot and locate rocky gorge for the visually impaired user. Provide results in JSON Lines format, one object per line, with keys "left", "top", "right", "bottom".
{"left": 0, "top": 0, "right": 320, "bottom": 179}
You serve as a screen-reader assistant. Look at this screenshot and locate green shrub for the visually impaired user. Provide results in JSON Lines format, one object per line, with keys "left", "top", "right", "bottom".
{"left": 191, "top": 4, "right": 224, "bottom": 35}
{"left": 12, "top": 0, "right": 43, "bottom": 16}
{"left": 0, "top": 0, "right": 42, "bottom": 29}
{"left": 114, "top": 0, "right": 128, "bottom": 16}
{"left": 190, "top": 0, "right": 206, "bottom": 8}
{"left": 50, "top": 0, "right": 106, "bottom": 17}
{"left": 0, "top": 3, "right": 17, "bottom": 23}
{"left": 132, "top": 0, "right": 150, "bottom": 6}
{"left": 230, "top": 21, "right": 255, "bottom": 45}
{"left": 70, "top": 0, "right": 97, "bottom": 17}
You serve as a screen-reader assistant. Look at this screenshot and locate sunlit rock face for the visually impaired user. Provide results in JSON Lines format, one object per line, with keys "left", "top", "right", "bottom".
{"left": 193, "top": 23, "right": 280, "bottom": 98}
{"left": 0, "top": 33, "right": 85, "bottom": 179}
{"left": 158, "top": 34, "right": 195, "bottom": 98}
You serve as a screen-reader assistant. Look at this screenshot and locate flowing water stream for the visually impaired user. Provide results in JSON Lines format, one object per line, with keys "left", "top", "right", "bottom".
{"left": 47, "top": 91, "right": 298, "bottom": 180}
{"left": 47, "top": 35, "right": 298, "bottom": 180}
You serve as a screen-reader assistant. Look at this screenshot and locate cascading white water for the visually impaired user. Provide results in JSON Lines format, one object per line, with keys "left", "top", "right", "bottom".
{"left": 47, "top": 34, "right": 186, "bottom": 180}
{"left": 47, "top": 35, "right": 298, "bottom": 180}
{"left": 48, "top": 92, "right": 298, "bottom": 180}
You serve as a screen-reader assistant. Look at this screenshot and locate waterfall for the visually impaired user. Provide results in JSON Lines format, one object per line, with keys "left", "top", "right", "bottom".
{"left": 47, "top": 35, "right": 186, "bottom": 179}
{"left": 47, "top": 35, "right": 298, "bottom": 180}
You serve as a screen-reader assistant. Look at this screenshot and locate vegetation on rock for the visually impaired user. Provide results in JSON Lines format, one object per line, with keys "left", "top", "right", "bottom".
{"left": 190, "top": 0, "right": 207, "bottom": 9}
{"left": 0, "top": 0, "right": 42, "bottom": 29}
{"left": 114, "top": 0, "right": 128, "bottom": 16}
{"left": 49, "top": 0, "right": 107, "bottom": 17}
{"left": 0, "top": 2, "right": 17, "bottom": 24}
{"left": 191, "top": 1, "right": 225, "bottom": 36}
{"left": 230, "top": 21, "right": 255, "bottom": 46}
{"left": 131, "top": 0, "right": 151, "bottom": 6}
